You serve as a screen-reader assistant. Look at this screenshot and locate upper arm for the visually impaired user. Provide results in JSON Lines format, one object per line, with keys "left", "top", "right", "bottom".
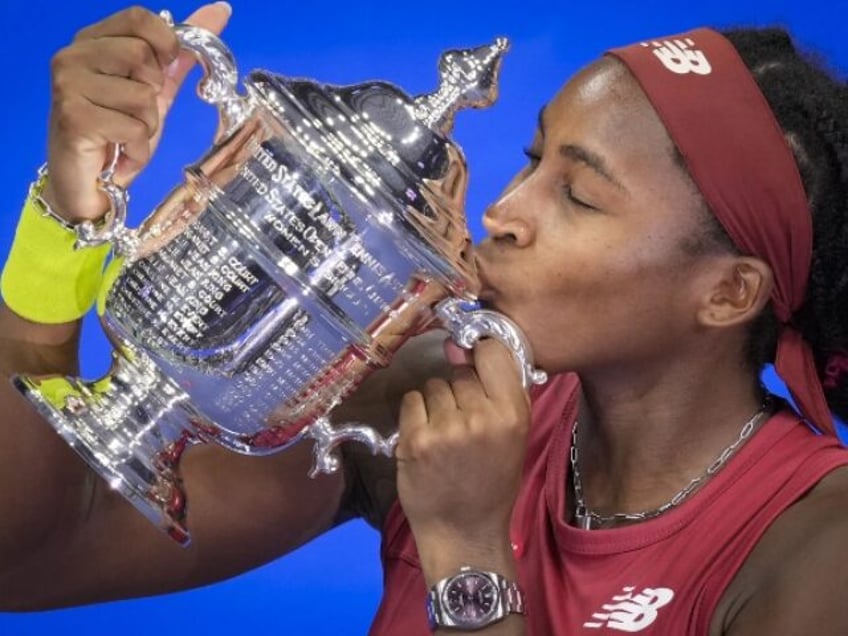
{"left": 722, "top": 468, "right": 848, "bottom": 636}
{"left": 2, "top": 437, "right": 347, "bottom": 610}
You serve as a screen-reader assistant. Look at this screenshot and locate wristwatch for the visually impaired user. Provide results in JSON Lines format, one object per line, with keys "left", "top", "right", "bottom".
{"left": 426, "top": 566, "right": 525, "bottom": 631}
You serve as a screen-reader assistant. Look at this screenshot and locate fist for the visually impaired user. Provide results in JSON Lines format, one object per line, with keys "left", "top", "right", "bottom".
{"left": 43, "top": 4, "right": 231, "bottom": 222}
{"left": 395, "top": 338, "right": 531, "bottom": 553}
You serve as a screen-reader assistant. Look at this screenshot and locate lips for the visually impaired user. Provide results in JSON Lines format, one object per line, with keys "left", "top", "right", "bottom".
{"left": 473, "top": 250, "right": 498, "bottom": 305}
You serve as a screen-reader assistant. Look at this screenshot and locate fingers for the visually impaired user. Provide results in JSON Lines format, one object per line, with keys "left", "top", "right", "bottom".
{"left": 472, "top": 338, "right": 529, "bottom": 407}
{"left": 52, "top": 65, "right": 161, "bottom": 158}
{"left": 401, "top": 340, "right": 528, "bottom": 426}
{"left": 394, "top": 345, "right": 531, "bottom": 544}
{"left": 51, "top": 94, "right": 153, "bottom": 164}
{"left": 449, "top": 366, "right": 488, "bottom": 416}
{"left": 396, "top": 376, "right": 470, "bottom": 463}
{"left": 396, "top": 390, "right": 428, "bottom": 462}
{"left": 397, "top": 379, "right": 457, "bottom": 439}
{"left": 79, "top": 74, "right": 160, "bottom": 137}
{"left": 69, "top": 4, "right": 234, "bottom": 114}
{"left": 74, "top": 6, "right": 180, "bottom": 68}
{"left": 54, "top": 37, "right": 166, "bottom": 93}
{"left": 396, "top": 341, "right": 529, "bottom": 453}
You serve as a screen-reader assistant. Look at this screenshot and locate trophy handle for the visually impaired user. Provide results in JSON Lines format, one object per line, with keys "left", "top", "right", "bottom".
{"left": 435, "top": 297, "right": 548, "bottom": 388}
{"left": 305, "top": 417, "right": 399, "bottom": 477}
{"left": 161, "top": 10, "right": 252, "bottom": 142}
{"left": 72, "top": 143, "right": 136, "bottom": 254}
{"left": 72, "top": 11, "right": 252, "bottom": 254}
{"left": 306, "top": 298, "right": 546, "bottom": 476}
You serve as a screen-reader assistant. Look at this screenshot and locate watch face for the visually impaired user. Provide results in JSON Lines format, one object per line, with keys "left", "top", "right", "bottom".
{"left": 443, "top": 572, "right": 498, "bottom": 626}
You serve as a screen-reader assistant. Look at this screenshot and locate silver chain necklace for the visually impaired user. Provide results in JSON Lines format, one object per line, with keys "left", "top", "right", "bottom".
{"left": 570, "top": 397, "right": 773, "bottom": 530}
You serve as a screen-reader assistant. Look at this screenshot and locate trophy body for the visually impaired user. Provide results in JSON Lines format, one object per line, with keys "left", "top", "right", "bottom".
{"left": 16, "top": 19, "right": 545, "bottom": 544}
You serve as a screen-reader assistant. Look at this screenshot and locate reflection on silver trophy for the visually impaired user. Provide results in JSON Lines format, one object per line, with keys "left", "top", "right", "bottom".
{"left": 15, "top": 12, "right": 547, "bottom": 544}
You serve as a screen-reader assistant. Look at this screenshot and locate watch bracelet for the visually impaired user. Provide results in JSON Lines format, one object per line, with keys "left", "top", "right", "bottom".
{"left": 502, "top": 579, "right": 525, "bottom": 615}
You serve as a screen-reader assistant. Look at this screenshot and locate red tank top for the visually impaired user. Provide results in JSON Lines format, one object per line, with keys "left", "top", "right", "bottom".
{"left": 369, "top": 374, "right": 848, "bottom": 635}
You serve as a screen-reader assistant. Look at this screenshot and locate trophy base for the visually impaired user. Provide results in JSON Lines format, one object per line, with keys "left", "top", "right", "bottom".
{"left": 13, "top": 348, "right": 204, "bottom": 545}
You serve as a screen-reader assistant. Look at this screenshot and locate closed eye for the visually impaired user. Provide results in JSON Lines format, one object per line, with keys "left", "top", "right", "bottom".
{"left": 564, "top": 184, "right": 599, "bottom": 211}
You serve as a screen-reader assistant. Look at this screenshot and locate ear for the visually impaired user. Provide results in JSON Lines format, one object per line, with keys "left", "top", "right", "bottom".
{"left": 695, "top": 256, "right": 774, "bottom": 328}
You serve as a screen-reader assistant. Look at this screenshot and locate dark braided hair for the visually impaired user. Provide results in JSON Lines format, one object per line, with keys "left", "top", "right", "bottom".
{"left": 710, "top": 28, "right": 848, "bottom": 422}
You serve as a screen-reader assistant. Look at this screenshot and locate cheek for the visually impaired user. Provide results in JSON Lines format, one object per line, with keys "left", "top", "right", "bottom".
{"left": 582, "top": 234, "right": 692, "bottom": 317}
{"left": 519, "top": 235, "right": 695, "bottom": 369}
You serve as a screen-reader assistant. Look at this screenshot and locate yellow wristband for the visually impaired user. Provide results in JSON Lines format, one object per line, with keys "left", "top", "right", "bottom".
{"left": 1, "top": 195, "right": 110, "bottom": 323}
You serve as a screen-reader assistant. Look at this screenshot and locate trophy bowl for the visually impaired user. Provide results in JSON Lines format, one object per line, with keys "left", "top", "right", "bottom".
{"left": 14, "top": 13, "right": 546, "bottom": 544}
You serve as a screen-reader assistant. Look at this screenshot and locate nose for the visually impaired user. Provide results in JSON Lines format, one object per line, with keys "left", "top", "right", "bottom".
{"left": 482, "top": 177, "right": 535, "bottom": 247}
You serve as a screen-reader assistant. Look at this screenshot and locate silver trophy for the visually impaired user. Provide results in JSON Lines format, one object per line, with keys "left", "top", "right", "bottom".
{"left": 15, "top": 13, "right": 547, "bottom": 544}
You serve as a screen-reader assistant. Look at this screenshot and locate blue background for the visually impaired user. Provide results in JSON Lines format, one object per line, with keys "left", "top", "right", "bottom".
{"left": 1, "top": 1, "right": 846, "bottom": 634}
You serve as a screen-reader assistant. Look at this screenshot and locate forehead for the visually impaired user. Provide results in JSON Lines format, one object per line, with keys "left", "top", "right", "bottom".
{"left": 542, "top": 58, "right": 680, "bottom": 175}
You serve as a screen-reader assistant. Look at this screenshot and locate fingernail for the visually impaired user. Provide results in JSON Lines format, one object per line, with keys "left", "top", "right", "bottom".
{"left": 215, "top": 1, "right": 232, "bottom": 15}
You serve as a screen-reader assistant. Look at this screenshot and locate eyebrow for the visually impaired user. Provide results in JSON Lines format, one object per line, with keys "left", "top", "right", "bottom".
{"left": 537, "top": 105, "right": 626, "bottom": 193}
{"left": 559, "top": 144, "right": 625, "bottom": 191}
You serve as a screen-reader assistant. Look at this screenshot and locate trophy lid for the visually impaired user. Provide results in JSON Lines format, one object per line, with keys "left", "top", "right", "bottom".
{"left": 243, "top": 39, "right": 509, "bottom": 296}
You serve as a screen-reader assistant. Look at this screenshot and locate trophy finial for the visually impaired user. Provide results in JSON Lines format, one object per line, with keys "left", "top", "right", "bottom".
{"left": 413, "top": 38, "right": 510, "bottom": 135}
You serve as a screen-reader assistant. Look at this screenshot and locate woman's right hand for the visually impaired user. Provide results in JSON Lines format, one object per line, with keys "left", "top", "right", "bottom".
{"left": 42, "top": 3, "right": 232, "bottom": 223}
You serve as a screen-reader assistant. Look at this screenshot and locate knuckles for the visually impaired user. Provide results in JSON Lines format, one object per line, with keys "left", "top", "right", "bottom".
{"left": 423, "top": 377, "right": 450, "bottom": 397}
{"left": 466, "top": 408, "right": 529, "bottom": 441}
{"left": 76, "top": 6, "right": 159, "bottom": 40}
{"left": 49, "top": 46, "right": 79, "bottom": 91}
{"left": 119, "top": 7, "right": 180, "bottom": 61}
{"left": 398, "top": 429, "right": 432, "bottom": 462}
{"left": 122, "top": 36, "right": 159, "bottom": 69}
{"left": 122, "top": 6, "right": 158, "bottom": 29}
{"left": 71, "top": 6, "right": 177, "bottom": 71}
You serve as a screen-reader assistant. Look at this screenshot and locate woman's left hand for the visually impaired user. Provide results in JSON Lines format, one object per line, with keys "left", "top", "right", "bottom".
{"left": 395, "top": 337, "right": 531, "bottom": 580}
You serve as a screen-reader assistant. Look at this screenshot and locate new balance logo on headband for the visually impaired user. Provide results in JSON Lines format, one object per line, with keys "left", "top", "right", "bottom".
{"left": 583, "top": 586, "right": 675, "bottom": 631}
{"left": 640, "top": 39, "right": 712, "bottom": 75}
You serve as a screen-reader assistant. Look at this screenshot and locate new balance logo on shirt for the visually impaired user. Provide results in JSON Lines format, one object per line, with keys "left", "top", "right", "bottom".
{"left": 583, "top": 586, "right": 675, "bottom": 632}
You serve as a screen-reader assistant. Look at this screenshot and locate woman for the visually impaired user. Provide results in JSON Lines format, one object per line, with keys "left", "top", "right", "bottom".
{"left": 0, "top": 4, "right": 846, "bottom": 634}
{"left": 374, "top": 27, "right": 848, "bottom": 634}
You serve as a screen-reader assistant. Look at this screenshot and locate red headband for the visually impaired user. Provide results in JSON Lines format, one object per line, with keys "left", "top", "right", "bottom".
{"left": 607, "top": 28, "right": 834, "bottom": 436}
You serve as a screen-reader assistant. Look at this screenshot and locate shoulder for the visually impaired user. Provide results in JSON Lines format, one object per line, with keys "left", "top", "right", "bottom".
{"left": 716, "top": 464, "right": 848, "bottom": 635}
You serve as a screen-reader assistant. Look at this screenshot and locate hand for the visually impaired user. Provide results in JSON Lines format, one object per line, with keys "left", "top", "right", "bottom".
{"left": 42, "top": 3, "right": 232, "bottom": 222}
{"left": 395, "top": 338, "right": 531, "bottom": 576}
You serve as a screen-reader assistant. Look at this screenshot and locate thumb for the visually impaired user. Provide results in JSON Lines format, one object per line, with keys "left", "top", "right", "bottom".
{"left": 160, "top": 2, "right": 233, "bottom": 105}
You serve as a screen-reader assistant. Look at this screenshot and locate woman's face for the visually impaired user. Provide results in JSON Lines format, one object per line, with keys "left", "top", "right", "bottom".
{"left": 475, "top": 58, "right": 717, "bottom": 374}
